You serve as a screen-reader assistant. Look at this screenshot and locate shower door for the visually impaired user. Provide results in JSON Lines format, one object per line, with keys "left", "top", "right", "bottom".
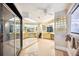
{"left": 15, "top": 17, "right": 21, "bottom": 55}
{"left": 3, "top": 4, "right": 21, "bottom": 56}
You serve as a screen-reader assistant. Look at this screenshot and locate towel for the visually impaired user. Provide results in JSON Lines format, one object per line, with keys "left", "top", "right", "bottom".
{"left": 65, "top": 34, "right": 71, "bottom": 41}
{"left": 72, "top": 37, "right": 76, "bottom": 49}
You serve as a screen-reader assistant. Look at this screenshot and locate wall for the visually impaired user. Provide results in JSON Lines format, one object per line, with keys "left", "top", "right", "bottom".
{"left": 55, "top": 10, "right": 67, "bottom": 50}
{"left": 66, "top": 3, "right": 79, "bottom": 42}
{"left": 66, "top": 4, "right": 79, "bottom": 55}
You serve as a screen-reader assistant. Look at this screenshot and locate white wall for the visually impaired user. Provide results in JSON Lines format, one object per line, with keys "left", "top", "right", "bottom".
{"left": 54, "top": 10, "right": 67, "bottom": 50}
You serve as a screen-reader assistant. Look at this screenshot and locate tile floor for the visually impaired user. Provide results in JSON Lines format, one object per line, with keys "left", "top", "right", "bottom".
{"left": 19, "top": 38, "right": 55, "bottom": 56}
{"left": 19, "top": 38, "right": 68, "bottom": 56}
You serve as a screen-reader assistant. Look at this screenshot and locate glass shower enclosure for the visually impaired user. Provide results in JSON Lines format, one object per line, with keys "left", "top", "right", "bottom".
{"left": 2, "top": 4, "right": 21, "bottom": 56}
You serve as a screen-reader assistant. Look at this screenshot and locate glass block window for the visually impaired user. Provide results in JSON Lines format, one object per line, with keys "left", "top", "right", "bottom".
{"left": 55, "top": 16, "right": 67, "bottom": 33}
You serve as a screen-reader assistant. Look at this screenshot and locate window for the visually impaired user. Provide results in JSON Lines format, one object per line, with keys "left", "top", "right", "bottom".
{"left": 55, "top": 16, "right": 66, "bottom": 32}
{"left": 71, "top": 6, "right": 79, "bottom": 34}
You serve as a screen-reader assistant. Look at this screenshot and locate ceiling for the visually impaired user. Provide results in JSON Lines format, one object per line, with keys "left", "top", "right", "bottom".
{"left": 14, "top": 3, "right": 72, "bottom": 23}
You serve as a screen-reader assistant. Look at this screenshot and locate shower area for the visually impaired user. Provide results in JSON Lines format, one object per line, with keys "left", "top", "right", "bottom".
{"left": 0, "top": 4, "right": 22, "bottom": 56}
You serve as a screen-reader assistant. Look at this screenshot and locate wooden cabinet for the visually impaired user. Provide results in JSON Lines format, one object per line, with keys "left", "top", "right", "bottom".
{"left": 23, "top": 32, "right": 37, "bottom": 39}
{"left": 42, "top": 32, "right": 54, "bottom": 40}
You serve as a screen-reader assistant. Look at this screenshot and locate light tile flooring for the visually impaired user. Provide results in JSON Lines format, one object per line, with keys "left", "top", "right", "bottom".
{"left": 2, "top": 38, "right": 68, "bottom": 56}
{"left": 23, "top": 38, "right": 38, "bottom": 49}
{"left": 19, "top": 38, "right": 68, "bottom": 56}
{"left": 3, "top": 39, "right": 21, "bottom": 56}
{"left": 19, "top": 38, "right": 55, "bottom": 56}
